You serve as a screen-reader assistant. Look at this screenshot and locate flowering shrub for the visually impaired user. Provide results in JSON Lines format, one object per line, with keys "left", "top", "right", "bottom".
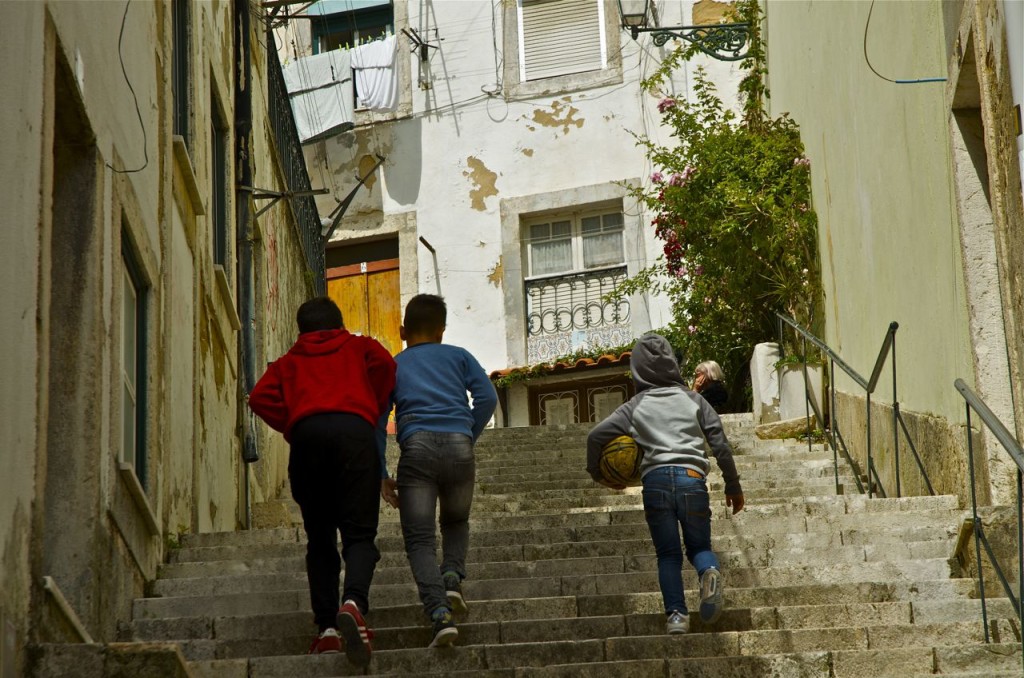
{"left": 614, "top": 0, "right": 822, "bottom": 408}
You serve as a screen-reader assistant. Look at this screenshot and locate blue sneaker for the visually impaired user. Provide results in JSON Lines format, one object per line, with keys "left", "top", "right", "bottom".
{"left": 699, "top": 567, "right": 723, "bottom": 623}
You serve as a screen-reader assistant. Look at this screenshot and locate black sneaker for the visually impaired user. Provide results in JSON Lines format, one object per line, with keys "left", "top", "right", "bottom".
{"left": 429, "top": 608, "right": 458, "bottom": 648}
{"left": 442, "top": 571, "right": 467, "bottom": 617}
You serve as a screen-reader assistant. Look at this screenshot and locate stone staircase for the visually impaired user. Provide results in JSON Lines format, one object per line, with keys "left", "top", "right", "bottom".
{"left": 124, "top": 414, "right": 1022, "bottom": 676}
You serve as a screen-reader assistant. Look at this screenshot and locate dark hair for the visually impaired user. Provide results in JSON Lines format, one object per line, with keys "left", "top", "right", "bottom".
{"left": 296, "top": 297, "right": 344, "bottom": 333}
{"left": 403, "top": 294, "right": 446, "bottom": 335}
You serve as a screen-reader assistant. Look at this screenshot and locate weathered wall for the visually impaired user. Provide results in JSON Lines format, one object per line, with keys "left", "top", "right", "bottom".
{"left": 0, "top": 3, "right": 47, "bottom": 675}
{"left": 297, "top": 0, "right": 743, "bottom": 374}
{"left": 0, "top": 0, "right": 320, "bottom": 669}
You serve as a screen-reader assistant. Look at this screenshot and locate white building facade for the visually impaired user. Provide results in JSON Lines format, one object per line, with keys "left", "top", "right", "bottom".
{"left": 276, "top": 0, "right": 743, "bottom": 425}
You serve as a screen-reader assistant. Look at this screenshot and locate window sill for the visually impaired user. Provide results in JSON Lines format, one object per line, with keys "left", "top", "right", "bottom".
{"left": 506, "top": 67, "right": 623, "bottom": 101}
{"left": 214, "top": 265, "right": 241, "bottom": 331}
{"left": 117, "top": 463, "right": 161, "bottom": 537}
{"left": 524, "top": 264, "right": 627, "bottom": 284}
{"left": 172, "top": 135, "right": 205, "bottom": 215}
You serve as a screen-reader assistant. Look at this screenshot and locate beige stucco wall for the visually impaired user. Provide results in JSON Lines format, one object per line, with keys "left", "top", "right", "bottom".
{"left": 765, "top": 0, "right": 1022, "bottom": 504}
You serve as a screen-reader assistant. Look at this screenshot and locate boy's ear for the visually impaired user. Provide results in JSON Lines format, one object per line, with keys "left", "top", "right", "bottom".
{"left": 399, "top": 326, "right": 407, "bottom": 341}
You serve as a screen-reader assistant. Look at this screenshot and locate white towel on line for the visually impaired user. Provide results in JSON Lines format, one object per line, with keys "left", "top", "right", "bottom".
{"left": 351, "top": 34, "right": 398, "bottom": 111}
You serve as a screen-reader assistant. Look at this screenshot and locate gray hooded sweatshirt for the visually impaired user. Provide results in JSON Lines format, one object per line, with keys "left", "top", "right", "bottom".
{"left": 586, "top": 333, "right": 742, "bottom": 496}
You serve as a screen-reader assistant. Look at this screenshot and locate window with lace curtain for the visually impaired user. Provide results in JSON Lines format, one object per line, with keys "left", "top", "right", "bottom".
{"left": 525, "top": 210, "right": 624, "bottom": 277}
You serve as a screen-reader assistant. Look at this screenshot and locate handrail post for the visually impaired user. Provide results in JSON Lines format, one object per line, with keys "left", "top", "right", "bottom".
{"left": 893, "top": 333, "right": 901, "bottom": 498}
{"left": 803, "top": 334, "right": 812, "bottom": 455}
{"left": 866, "top": 393, "right": 873, "bottom": 499}
{"left": 831, "top": 357, "right": 840, "bottom": 493}
{"left": 966, "top": 405, "right": 991, "bottom": 643}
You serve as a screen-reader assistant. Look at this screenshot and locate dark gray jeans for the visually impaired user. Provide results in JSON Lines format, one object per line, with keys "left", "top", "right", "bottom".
{"left": 397, "top": 431, "right": 475, "bottom": 616}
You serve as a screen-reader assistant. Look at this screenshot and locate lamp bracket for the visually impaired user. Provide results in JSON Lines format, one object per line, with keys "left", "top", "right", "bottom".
{"left": 630, "top": 22, "right": 751, "bottom": 62}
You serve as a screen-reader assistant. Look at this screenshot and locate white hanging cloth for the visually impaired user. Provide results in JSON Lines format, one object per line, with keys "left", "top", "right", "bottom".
{"left": 351, "top": 35, "right": 398, "bottom": 111}
{"left": 281, "top": 50, "right": 355, "bottom": 143}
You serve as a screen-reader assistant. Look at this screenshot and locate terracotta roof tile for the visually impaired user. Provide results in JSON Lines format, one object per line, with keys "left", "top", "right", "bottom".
{"left": 488, "top": 350, "right": 632, "bottom": 381}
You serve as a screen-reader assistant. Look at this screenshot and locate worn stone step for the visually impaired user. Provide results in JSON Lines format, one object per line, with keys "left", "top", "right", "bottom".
{"left": 831, "top": 642, "right": 1023, "bottom": 677}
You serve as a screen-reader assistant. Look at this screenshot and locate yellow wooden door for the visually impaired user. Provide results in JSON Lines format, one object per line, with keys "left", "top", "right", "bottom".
{"left": 326, "top": 258, "right": 401, "bottom": 355}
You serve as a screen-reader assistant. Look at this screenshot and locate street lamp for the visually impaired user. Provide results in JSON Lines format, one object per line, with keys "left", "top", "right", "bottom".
{"left": 616, "top": 0, "right": 752, "bottom": 62}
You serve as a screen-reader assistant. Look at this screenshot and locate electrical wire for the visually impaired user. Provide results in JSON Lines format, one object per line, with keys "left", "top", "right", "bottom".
{"left": 863, "top": 0, "right": 946, "bottom": 85}
{"left": 106, "top": 0, "right": 149, "bottom": 174}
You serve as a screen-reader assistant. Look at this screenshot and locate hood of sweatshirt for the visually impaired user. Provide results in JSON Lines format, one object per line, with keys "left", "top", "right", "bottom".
{"left": 630, "top": 333, "right": 687, "bottom": 392}
{"left": 289, "top": 329, "right": 355, "bottom": 356}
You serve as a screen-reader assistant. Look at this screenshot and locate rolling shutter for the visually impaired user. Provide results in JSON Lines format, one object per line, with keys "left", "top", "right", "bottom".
{"left": 520, "top": 0, "right": 606, "bottom": 81}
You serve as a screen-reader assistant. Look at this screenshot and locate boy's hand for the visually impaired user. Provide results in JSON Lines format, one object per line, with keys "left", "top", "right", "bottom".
{"left": 596, "top": 478, "right": 626, "bottom": 491}
{"left": 381, "top": 478, "right": 399, "bottom": 508}
{"left": 726, "top": 493, "right": 745, "bottom": 514}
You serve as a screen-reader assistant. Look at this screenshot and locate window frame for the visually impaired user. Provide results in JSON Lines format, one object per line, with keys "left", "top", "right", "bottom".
{"left": 502, "top": 0, "right": 623, "bottom": 99}
{"left": 120, "top": 234, "right": 149, "bottom": 488}
{"left": 172, "top": 0, "right": 192, "bottom": 148}
{"left": 210, "top": 90, "right": 229, "bottom": 271}
{"left": 311, "top": 3, "right": 394, "bottom": 54}
{"left": 523, "top": 208, "right": 625, "bottom": 280}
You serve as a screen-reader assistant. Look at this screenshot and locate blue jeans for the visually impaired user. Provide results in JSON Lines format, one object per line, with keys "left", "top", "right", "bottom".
{"left": 642, "top": 466, "right": 720, "bottom": 615}
{"left": 397, "top": 431, "right": 475, "bottom": 616}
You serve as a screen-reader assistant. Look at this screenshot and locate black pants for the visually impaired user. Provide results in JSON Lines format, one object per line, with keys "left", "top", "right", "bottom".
{"left": 289, "top": 412, "right": 381, "bottom": 630}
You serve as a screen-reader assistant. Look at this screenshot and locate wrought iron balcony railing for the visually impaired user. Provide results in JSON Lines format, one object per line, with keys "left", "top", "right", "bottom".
{"left": 267, "top": 33, "right": 326, "bottom": 295}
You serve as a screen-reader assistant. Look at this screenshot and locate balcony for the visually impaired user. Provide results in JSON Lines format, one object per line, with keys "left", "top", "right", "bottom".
{"left": 525, "top": 266, "right": 631, "bottom": 363}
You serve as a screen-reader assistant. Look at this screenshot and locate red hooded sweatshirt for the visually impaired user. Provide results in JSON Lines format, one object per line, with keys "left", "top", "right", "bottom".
{"left": 248, "top": 329, "right": 396, "bottom": 441}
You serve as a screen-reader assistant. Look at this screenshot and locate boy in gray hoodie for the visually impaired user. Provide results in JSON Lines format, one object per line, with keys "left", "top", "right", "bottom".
{"left": 586, "top": 333, "right": 745, "bottom": 634}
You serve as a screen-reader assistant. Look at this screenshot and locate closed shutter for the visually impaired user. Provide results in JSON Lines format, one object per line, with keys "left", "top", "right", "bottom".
{"left": 519, "top": 0, "right": 606, "bottom": 82}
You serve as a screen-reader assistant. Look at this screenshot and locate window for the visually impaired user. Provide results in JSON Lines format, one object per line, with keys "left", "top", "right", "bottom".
{"left": 172, "top": 0, "right": 191, "bottom": 145}
{"left": 525, "top": 210, "right": 624, "bottom": 277}
{"left": 310, "top": 0, "right": 393, "bottom": 53}
{"left": 211, "top": 96, "right": 228, "bottom": 269}
{"left": 121, "top": 237, "right": 148, "bottom": 486}
{"left": 518, "top": 0, "right": 606, "bottom": 81}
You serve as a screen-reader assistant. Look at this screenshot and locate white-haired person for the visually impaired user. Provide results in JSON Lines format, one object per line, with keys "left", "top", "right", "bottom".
{"left": 693, "top": 360, "right": 728, "bottom": 413}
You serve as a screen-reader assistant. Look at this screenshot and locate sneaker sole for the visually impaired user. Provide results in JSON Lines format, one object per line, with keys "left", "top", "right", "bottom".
{"left": 429, "top": 626, "right": 458, "bottom": 648}
{"left": 700, "top": 579, "right": 723, "bottom": 624}
{"left": 667, "top": 626, "right": 689, "bottom": 635}
{"left": 338, "top": 612, "right": 372, "bottom": 667}
{"left": 446, "top": 590, "right": 468, "bottom": 617}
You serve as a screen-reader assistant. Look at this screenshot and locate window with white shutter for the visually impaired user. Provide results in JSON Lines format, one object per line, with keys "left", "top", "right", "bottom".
{"left": 518, "top": 0, "right": 607, "bottom": 82}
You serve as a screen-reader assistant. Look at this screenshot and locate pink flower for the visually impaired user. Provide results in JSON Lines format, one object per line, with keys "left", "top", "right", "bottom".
{"left": 793, "top": 157, "right": 811, "bottom": 167}
{"left": 651, "top": 171, "right": 664, "bottom": 183}
{"left": 657, "top": 97, "right": 677, "bottom": 113}
{"left": 693, "top": 265, "right": 704, "bottom": 275}
{"left": 688, "top": 325, "right": 697, "bottom": 334}
{"left": 668, "top": 173, "right": 684, "bottom": 187}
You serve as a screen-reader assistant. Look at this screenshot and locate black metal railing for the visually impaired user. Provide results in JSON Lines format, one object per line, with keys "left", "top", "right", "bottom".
{"left": 526, "top": 267, "right": 630, "bottom": 337}
{"left": 777, "top": 314, "right": 934, "bottom": 498}
{"left": 955, "top": 378, "right": 1023, "bottom": 664}
{"left": 267, "top": 32, "right": 326, "bottom": 296}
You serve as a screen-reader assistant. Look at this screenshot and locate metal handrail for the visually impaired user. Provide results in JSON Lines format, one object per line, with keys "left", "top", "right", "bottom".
{"left": 776, "top": 314, "right": 934, "bottom": 499}
{"left": 954, "top": 378, "right": 1023, "bottom": 665}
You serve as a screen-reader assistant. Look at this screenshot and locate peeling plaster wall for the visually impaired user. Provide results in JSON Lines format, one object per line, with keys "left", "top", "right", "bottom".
{"left": 1, "top": 0, "right": 319, "bottom": 661}
{"left": 305, "top": 0, "right": 743, "bottom": 373}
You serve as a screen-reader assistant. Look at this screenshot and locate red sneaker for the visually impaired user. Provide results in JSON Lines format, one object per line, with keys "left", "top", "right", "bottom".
{"left": 337, "top": 601, "right": 374, "bottom": 667}
{"left": 307, "top": 627, "right": 342, "bottom": 654}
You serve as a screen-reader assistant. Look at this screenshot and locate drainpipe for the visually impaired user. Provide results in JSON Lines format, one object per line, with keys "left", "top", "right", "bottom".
{"left": 235, "top": 0, "right": 257, "bottom": 529}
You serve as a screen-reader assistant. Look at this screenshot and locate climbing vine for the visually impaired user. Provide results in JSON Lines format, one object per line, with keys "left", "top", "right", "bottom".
{"left": 614, "top": 0, "right": 822, "bottom": 407}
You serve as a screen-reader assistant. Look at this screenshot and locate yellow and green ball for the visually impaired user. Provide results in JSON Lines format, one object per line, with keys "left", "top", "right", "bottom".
{"left": 599, "top": 435, "right": 642, "bottom": 486}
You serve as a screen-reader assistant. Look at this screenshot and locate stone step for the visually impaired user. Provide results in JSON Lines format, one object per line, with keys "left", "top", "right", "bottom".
{"left": 167, "top": 521, "right": 951, "bottom": 569}
{"left": 135, "top": 558, "right": 963, "bottom": 619}
{"left": 472, "top": 446, "right": 832, "bottom": 469}
{"left": 135, "top": 598, "right": 1022, "bottom": 655}
{"left": 182, "top": 621, "right": 1015, "bottom": 677}
{"left": 163, "top": 538, "right": 954, "bottom": 585}
{"left": 476, "top": 472, "right": 858, "bottom": 494}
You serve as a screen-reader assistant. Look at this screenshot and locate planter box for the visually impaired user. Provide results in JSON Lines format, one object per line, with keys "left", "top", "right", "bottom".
{"left": 778, "top": 363, "right": 825, "bottom": 422}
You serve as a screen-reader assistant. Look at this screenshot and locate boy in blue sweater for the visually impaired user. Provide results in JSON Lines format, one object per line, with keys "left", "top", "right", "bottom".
{"left": 381, "top": 294, "right": 497, "bottom": 647}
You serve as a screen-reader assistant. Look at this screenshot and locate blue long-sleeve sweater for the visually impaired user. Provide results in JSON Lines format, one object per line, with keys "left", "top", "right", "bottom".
{"left": 393, "top": 342, "right": 497, "bottom": 444}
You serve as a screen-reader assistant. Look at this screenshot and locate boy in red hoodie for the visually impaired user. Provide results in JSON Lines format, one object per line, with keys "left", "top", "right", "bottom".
{"left": 248, "top": 296, "right": 396, "bottom": 666}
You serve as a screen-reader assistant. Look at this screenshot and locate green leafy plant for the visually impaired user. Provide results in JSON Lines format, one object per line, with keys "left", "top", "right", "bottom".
{"left": 613, "top": 0, "right": 822, "bottom": 409}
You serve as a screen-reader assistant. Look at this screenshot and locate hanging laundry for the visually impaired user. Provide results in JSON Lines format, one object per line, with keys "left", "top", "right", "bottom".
{"left": 351, "top": 34, "right": 398, "bottom": 112}
{"left": 281, "top": 50, "right": 355, "bottom": 143}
